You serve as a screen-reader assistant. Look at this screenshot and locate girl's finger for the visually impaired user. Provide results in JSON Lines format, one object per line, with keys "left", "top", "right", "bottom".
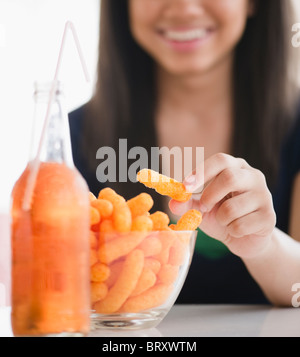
{"left": 184, "top": 153, "right": 249, "bottom": 193}
{"left": 168, "top": 199, "right": 192, "bottom": 216}
{"left": 215, "top": 191, "right": 261, "bottom": 227}
{"left": 199, "top": 166, "right": 255, "bottom": 213}
{"left": 227, "top": 209, "right": 275, "bottom": 239}
{"left": 169, "top": 196, "right": 202, "bottom": 216}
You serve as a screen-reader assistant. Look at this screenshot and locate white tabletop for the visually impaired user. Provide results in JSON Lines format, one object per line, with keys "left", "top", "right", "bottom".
{"left": 2, "top": 304, "right": 300, "bottom": 337}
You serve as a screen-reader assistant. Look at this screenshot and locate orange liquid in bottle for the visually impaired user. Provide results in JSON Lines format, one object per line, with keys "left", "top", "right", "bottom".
{"left": 11, "top": 162, "right": 90, "bottom": 336}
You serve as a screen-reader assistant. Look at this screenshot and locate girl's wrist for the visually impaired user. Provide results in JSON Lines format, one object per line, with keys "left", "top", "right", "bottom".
{"left": 242, "top": 228, "right": 277, "bottom": 264}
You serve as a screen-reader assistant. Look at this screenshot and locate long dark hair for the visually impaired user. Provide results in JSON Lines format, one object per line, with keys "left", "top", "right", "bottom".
{"left": 82, "top": 0, "right": 298, "bottom": 206}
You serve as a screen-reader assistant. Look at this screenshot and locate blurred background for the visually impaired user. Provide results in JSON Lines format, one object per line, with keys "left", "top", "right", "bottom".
{"left": 0, "top": 0, "right": 100, "bottom": 213}
{"left": 0, "top": 0, "right": 300, "bottom": 308}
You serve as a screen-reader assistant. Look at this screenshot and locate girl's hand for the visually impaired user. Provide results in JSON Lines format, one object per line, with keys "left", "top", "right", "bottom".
{"left": 169, "top": 153, "right": 276, "bottom": 259}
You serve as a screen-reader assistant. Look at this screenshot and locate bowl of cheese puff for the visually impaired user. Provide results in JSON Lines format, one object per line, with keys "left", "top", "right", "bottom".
{"left": 88, "top": 170, "right": 202, "bottom": 330}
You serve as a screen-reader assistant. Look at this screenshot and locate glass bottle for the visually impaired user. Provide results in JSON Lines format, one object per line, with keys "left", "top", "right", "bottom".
{"left": 10, "top": 82, "right": 90, "bottom": 336}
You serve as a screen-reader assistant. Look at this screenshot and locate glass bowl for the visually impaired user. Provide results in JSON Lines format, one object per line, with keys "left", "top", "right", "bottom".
{"left": 89, "top": 229, "right": 197, "bottom": 330}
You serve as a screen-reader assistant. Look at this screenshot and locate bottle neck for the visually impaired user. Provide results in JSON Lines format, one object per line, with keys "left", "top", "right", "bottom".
{"left": 29, "top": 82, "right": 74, "bottom": 167}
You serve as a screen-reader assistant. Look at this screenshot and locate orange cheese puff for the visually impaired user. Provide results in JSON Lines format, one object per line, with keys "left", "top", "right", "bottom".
{"left": 157, "top": 264, "right": 179, "bottom": 285}
{"left": 90, "top": 231, "right": 98, "bottom": 250}
{"left": 137, "top": 169, "right": 192, "bottom": 202}
{"left": 130, "top": 267, "right": 157, "bottom": 297}
{"left": 91, "top": 262, "right": 110, "bottom": 283}
{"left": 91, "top": 282, "right": 108, "bottom": 304}
{"left": 106, "top": 260, "right": 124, "bottom": 288}
{"left": 169, "top": 224, "right": 177, "bottom": 230}
{"left": 90, "top": 249, "right": 98, "bottom": 266}
{"left": 90, "top": 222, "right": 100, "bottom": 232}
{"left": 144, "top": 258, "right": 161, "bottom": 275}
{"left": 131, "top": 215, "right": 153, "bottom": 232}
{"left": 127, "top": 193, "right": 154, "bottom": 218}
{"left": 98, "top": 187, "right": 125, "bottom": 206}
{"left": 150, "top": 211, "right": 170, "bottom": 230}
{"left": 112, "top": 202, "right": 132, "bottom": 232}
{"left": 98, "top": 232, "right": 146, "bottom": 264}
{"left": 168, "top": 237, "right": 186, "bottom": 266}
{"left": 98, "top": 220, "right": 117, "bottom": 245}
{"left": 99, "top": 219, "right": 114, "bottom": 233}
{"left": 137, "top": 235, "right": 162, "bottom": 257}
{"left": 98, "top": 188, "right": 131, "bottom": 232}
{"left": 120, "top": 283, "right": 172, "bottom": 313}
{"left": 177, "top": 231, "right": 191, "bottom": 245}
{"left": 93, "top": 249, "right": 144, "bottom": 314}
{"left": 91, "top": 199, "right": 113, "bottom": 219}
{"left": 90, "top": 206, "right": 101, "bottom": 226}
{"left": 89, "top": 191, "right": 97, "bottom": 202}
{"left": 174, "top": 209, "right": 202, "bottom": 231}
{"left": 154, "top": 230, "right": 176, "bottom": 264}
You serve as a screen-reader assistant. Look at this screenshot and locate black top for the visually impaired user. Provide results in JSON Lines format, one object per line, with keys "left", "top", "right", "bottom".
{"left": 69, "top": 105, "right": 300, "bottom": 305}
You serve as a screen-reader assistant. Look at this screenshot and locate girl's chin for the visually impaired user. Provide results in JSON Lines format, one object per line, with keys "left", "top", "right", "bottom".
{"left": 157, "top": 61, "right": 214, "bottom": 78}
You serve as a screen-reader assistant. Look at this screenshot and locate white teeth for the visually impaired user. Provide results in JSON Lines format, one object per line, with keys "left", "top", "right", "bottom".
{"left": 164, "top": 29, "right": 207, "bottom": 42}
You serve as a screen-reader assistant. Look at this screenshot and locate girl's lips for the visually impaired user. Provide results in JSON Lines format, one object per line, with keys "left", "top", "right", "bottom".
{"left": 157, "top": 27, "right": 215, "bottom": 52}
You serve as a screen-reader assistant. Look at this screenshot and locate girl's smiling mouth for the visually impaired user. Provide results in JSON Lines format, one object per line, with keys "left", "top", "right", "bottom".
{"left": 157, "top": 27, "right": 215, "bottom": 51}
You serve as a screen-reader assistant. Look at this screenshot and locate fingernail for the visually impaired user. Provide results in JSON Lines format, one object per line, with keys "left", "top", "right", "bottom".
{"left": 185, "top": 174, "right": 195, "bottom": 184}
{"left": 185, "top": 183, "right": 198, "bottom": 194}
{"left": 184, "top": 176, "right": 197, "bottom": 193}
